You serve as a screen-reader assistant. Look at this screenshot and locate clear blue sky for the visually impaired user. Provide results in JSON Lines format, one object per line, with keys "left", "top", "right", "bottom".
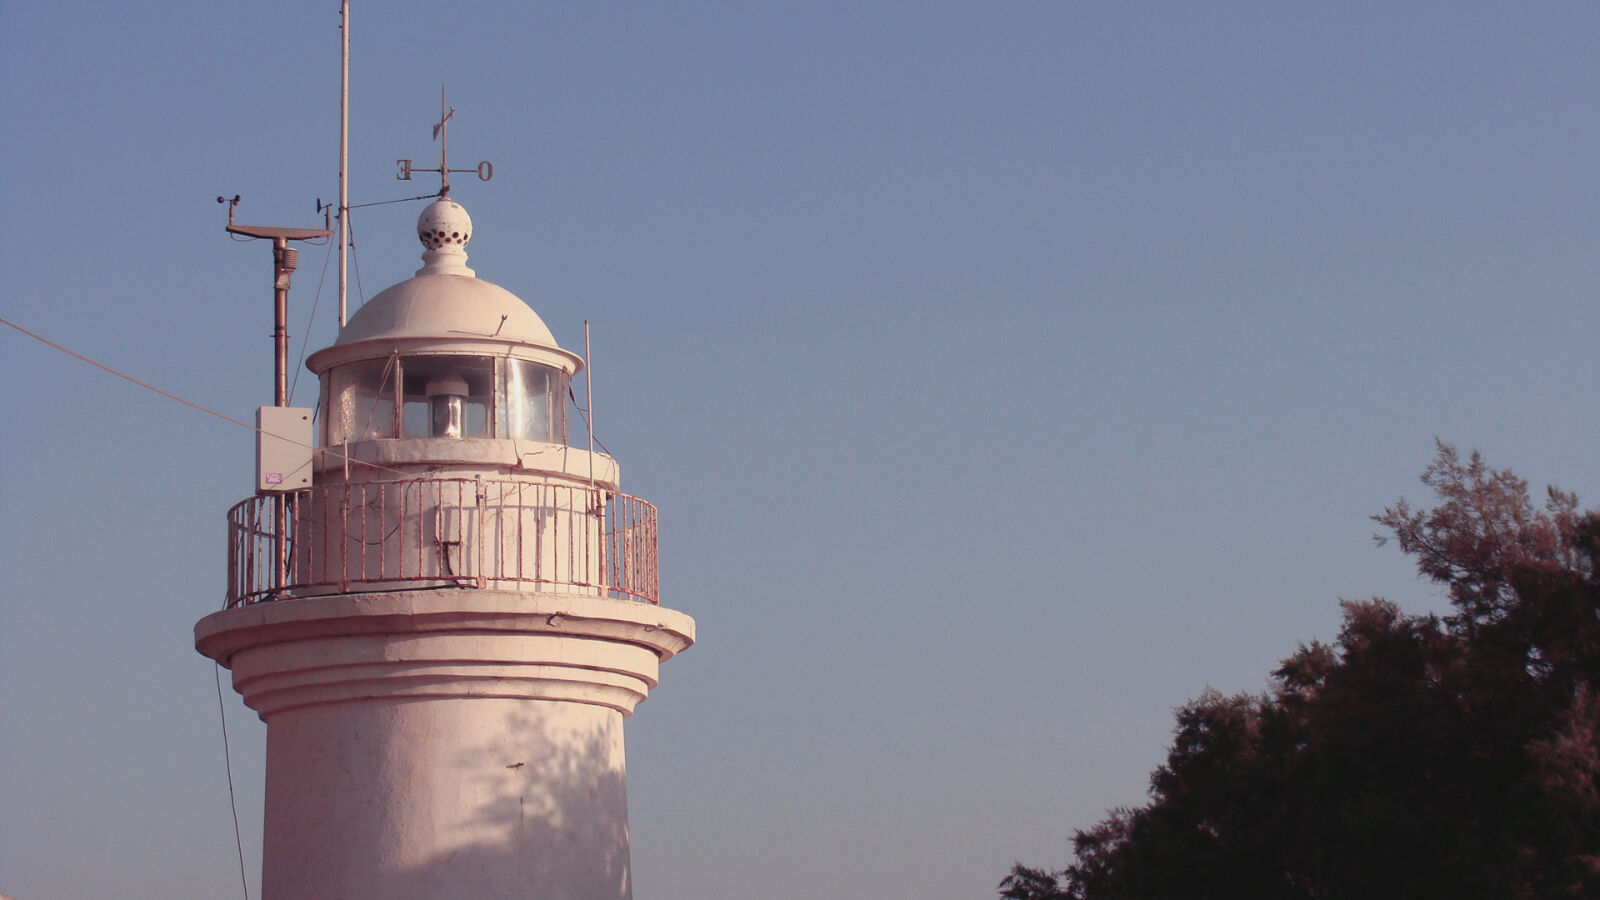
{"left": 2, "top": 3, "right": 1596, "bottom": 898}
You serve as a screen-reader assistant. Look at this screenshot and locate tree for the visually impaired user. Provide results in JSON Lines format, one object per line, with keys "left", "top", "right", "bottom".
{"left": 997, "top": 864, "right": 1069, "bottom": 900}
{"left": 1002, "top": 444, "right": 1600, "bottom": 899}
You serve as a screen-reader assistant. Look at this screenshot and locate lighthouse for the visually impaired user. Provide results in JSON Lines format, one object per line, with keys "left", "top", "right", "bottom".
{"left": 196, "top": 195, "right": 694, "bottom": 899}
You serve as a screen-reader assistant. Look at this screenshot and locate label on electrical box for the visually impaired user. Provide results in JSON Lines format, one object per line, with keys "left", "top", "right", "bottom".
{"left": 257, "top": 406, "right": 314, "bottom": 492}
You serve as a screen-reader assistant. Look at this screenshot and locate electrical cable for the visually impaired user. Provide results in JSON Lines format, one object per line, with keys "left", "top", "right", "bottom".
{"left": 0, "top": 315, "right": 413, "bottom": 479}
{"left": 347, "top": 192, "right": 437, "bottom": 210}
{"left": 348, "top": 212, "right": 366, "bottom": 304}
{"left": 339, "top": 189, "right": 440, "bottom": 312}
{"left": 289, "top": 234, "right": 335, "bottom": 404}
{"left": 2, "top": 316, "right": 262, "bottom": 433}
{"left": 568, "top": 387, "right": 611, "bottom": 456}
{"left": 214, "top": 662, "right": 251, "bottom": 900}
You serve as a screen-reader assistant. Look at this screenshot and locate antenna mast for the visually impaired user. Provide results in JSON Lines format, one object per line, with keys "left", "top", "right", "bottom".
{"left": 338, "top": 0, "right": 350, "bottom": 327}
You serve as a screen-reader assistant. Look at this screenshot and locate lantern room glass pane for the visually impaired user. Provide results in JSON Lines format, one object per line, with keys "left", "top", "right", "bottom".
{"left": 400, "top": 355, "right": 493, "bottom": 438}
{"left": 502, "top": 359, "right": 569, "bottom": 443}
{"left": 328, "top": 358, "right": 397, "bottom": 443}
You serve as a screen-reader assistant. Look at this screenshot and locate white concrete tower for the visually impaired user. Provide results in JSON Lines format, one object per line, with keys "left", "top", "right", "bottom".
{"left": 197, "top": 197, "right": 694, "bottom": 899}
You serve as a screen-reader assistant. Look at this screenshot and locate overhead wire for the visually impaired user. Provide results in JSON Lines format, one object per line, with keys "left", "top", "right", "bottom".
{"left": 348, "top": 211, "right": 366, "bottom": 305}
{"left": 348, "top": 192, "right": 437, "bottom": 210}
{"left": 214, "top": 663, "right": 251, "bottom": 900}
{"left": 330, "top": 192, "right": 441, "bottom": 322}
{"left": 0, "top": 315, "right": 415, "bottom": 480}
{"left": 568, "top": 387, "right": 611, "bottom": 457}
{"left": 289, "top": 233, "right": 336, "bottom": 405}
{"left": 2, "top": 316, "right": 263, "bottom": 433}
{"left": 341, "top": 192, "right": 441, "bottom": 310}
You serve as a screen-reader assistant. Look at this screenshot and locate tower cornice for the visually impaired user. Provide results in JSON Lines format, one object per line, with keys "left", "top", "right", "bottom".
{"left": 197, "top": 590, "right": 694, "bottom": 719}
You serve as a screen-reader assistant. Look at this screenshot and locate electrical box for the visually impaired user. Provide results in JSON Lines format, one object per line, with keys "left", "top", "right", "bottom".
{"left": 258, "top": 406, "right": 314, "bottom": 492}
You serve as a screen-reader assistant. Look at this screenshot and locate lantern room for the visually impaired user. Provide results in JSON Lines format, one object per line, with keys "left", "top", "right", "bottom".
{"left": 307, "top": 197, "right": 582, "bottom": 455}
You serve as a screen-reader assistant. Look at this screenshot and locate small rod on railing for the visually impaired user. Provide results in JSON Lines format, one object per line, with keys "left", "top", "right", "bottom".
{"left": 584, "top": 322, "right": 606, "bottom": 596}
{"left": 339, "top": 486, "right": 350, "bottom": 594}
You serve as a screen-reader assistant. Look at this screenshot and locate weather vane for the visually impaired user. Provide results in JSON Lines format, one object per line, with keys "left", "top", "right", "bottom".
{"left": 397, "top": 86, "right": 493, "bottom": 197}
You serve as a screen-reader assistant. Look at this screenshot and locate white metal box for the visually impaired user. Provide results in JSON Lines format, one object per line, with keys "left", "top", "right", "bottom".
{"left": 257, "top": 406, "right": 314, "bottom": 492}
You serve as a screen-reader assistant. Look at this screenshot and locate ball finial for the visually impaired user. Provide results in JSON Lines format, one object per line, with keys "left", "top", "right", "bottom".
{"left": 418, "top": 198, "right": 472, "bottom": 250}
{"left": 415, "top": 198, "right": 475, "bottom": 276}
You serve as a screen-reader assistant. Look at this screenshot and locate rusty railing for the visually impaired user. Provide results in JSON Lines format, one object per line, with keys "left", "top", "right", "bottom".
{"left": 226, "top": 477, "right": 658, "bottom": 608}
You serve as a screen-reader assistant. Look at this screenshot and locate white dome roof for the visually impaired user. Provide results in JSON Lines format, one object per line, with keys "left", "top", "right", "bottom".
{"left": 306, "top": 198, "right": 581, "bottom": 374}
{"left": 335, "top": 274, "right": 560, "bottom": 349}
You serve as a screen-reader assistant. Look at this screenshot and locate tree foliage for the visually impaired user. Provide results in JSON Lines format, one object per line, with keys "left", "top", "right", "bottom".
{"left": 1002, "top": 443, "right": 1600, "bottom": 899}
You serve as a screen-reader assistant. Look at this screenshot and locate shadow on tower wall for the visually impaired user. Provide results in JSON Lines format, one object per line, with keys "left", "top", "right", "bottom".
{"left": 363, "top": 702, "right": 633, "bottom": 900}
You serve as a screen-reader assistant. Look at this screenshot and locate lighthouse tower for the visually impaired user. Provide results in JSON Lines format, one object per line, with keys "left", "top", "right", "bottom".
{"left": 196, "top": 196, "right": 694, "bottom": 899}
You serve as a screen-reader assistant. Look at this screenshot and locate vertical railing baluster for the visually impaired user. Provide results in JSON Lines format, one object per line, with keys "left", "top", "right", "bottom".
{"left": 475, "top": 479, "right": 486, "bottom": 589}
{"left": 247, "top": 500, "right": 255, "bottom": 602}
{"left": 339, "top": 484, "right": 351, "bottom": 593}
{"left": 533, "top": 482, "right": 544, "bottom": 586}
{"left": 232, "top": 506, "right": 240, "bottom": 602}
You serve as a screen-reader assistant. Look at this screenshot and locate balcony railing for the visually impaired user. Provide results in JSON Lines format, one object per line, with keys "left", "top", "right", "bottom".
{"left": 226, "top": 477, "right": 658, "bottom": 608}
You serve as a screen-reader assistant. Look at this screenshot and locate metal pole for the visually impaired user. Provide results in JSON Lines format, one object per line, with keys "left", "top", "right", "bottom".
{"left": 274, "top": 493, "right": 292, "bottom": 592}
{"left": 586, "top": 322, "right": 603, "bottom": 593}
{"left": 338, "top": 0, "right": 350, "bottom": 327}
{"left": 271, "top": 238, "right": 295, "bottom": 407}
{"left": 585, "top": 321, "right": 595, "bottom": 487}
{"left": 270, "top": 236, "right": 295, "bottom": 587}
{"left": 271, "top": 238, "right": 294, "bottom": 408}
